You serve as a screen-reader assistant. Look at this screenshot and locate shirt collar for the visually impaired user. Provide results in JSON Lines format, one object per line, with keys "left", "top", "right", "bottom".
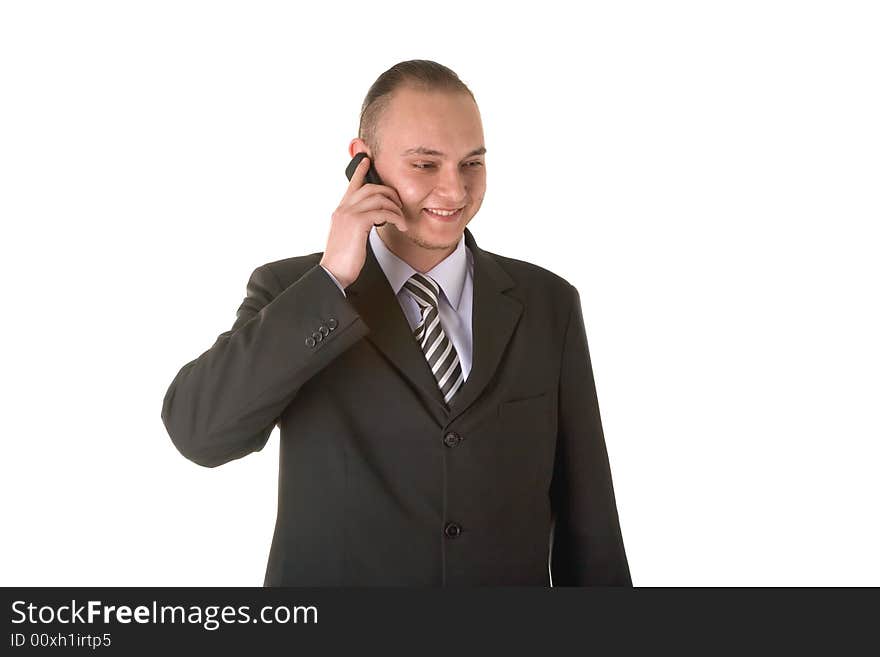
{"left": 369, "top": 225, "right": 468, "bottom": 310}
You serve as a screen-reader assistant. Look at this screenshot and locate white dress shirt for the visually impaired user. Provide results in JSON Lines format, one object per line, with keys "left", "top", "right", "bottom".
{"left": 320, "top": 226, "right": 474, "bottom": 381}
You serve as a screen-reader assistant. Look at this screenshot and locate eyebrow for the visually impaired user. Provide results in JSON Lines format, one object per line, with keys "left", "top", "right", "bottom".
{"left": 400, "top": 146, "right": 487, "bottom": 160}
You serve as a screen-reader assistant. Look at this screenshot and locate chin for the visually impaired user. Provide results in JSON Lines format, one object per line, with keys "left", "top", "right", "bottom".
{"left": 415, "top": 222, "right": 470, "bottom": 250}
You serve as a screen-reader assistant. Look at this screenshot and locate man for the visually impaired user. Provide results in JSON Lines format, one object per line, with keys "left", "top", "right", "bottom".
{"left": 161, "top": 60, "right": 632, "bottom": 586}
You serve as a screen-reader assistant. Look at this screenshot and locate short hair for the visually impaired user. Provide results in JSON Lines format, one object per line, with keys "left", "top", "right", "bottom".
{"left": 358, "top": 60, "right": 477, "bottom": 160}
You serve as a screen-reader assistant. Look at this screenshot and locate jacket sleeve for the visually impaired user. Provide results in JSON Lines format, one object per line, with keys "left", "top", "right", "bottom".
{"left": 320, "top": 264, "right": 348, "bottom": 297}
{"left": 549, "top": 284, "right": 632, "bottom": 586}
{"left": 161, "top": 262, "right": 369, "bottom": 468}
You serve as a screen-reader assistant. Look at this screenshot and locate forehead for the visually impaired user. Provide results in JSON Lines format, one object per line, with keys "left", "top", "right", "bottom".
{"left": 378, "top": 87, "right": 484, "bottom": 155}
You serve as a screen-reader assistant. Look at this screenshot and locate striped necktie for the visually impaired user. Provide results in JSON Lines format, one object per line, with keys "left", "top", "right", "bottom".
{"left": 403, "top": 272, "right": 464, "bottom": 405}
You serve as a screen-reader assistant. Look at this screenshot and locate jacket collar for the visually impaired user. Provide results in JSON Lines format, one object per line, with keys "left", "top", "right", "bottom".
{"left": 347, "top": 226, "right": 522, "bottom": 427}
{"left": 368, "top": 226, "right": 469, "bottom": 311}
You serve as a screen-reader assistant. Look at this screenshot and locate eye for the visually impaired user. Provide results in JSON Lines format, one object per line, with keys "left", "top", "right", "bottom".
{"left": 412, "top": 161, "right": 484, "bottom": 170}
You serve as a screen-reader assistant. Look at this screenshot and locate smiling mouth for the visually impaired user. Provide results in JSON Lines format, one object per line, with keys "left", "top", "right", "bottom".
{"left": 423, "top": 207, "right": 464, "bottom": 219}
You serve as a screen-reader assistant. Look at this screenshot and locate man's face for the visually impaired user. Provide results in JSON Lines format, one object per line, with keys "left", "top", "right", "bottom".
{"left": 359, "top": 86, "right": 487, "bottom": 251}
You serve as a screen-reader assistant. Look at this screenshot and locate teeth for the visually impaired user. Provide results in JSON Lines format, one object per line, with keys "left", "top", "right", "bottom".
{"left": 425, "top": 208, "right": 460, "bottom": 216}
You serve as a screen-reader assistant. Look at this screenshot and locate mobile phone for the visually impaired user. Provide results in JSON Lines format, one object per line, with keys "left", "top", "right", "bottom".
{"left": 345, "top": 152, "right": 387, "bottom": 227}
{"left": 345, "top": 152, "right": 383, "bottom": 185}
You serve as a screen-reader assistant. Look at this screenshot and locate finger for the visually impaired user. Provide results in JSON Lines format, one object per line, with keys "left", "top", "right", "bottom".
{"left": 374, "top": 209, "right": 408, "bottom": 231}
{"left": 350, "top": 183, "right": 404, "bottom": 211}
{"left": 352, "top": 195, "right": 406, "bottom": 219}
{"left": 345, "top": 155, "right": 372, "bottom": 195}
{"left": 378, "top": 184, "right": 404, "bottom": 210}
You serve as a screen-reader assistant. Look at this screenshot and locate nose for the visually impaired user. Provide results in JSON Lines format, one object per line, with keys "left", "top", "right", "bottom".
{"left": 434, "top": 163, "right": 468, "bottom": 204}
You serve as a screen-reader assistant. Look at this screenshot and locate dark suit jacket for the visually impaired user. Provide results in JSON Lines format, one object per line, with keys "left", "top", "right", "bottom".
{"left": 161, "top": 227, "right": 632, "bottom": 586}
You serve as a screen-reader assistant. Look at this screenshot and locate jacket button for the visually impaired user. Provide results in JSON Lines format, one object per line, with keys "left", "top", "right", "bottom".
{"left": 312, "top": 331, "right": 323, "bottom": 342}
{"left": 444, "top": 522, "right": 462, "bottom": 538}
{"left": 305, "top": 336, "right": 316, "bottom": 348}
{"left": 443, "top": 432, "right": 461, "bottom": 448}
{"left": 327, "top": 318, "right": 338, "bottom": 330}
{"left": 319, "top": 325, "right": 329, "bottom": 336}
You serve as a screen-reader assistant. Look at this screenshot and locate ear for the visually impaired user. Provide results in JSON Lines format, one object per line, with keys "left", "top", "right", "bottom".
{"left": 349, "top": 138, "right": 371, "bottom": 159}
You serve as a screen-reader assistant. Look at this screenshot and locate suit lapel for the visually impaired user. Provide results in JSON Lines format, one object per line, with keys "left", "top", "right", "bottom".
{"left": 347, "top": 236, "right": 449, "bottom": 424}
{"left": 446, "top": 228, "right": 522, "bottom": 424}
{"left": 346, "top": 227, "right": 522, "bottom": 427}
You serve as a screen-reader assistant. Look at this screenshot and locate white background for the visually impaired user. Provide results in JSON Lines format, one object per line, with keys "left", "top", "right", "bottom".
{"left": 1, "top": 1, "right": 877, "bottom": 586}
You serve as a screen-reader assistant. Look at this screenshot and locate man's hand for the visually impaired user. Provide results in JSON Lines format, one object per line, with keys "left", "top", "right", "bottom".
{"left": 320, "top": 156, "right": 408, "bottom": 290}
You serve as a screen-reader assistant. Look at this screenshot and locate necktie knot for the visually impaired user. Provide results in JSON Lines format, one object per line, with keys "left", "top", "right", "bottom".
{"left": 403, "top": 273, "right": 441, "bottom": 311}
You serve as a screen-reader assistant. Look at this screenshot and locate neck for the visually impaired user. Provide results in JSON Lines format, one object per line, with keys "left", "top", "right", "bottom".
{"left": 377, "top": 225, "right": 459, "bottom": 273}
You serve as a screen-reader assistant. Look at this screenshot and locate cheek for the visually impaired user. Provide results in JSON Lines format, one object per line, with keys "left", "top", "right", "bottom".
{"left": 396, "top": 180, "right": 432, "bottom": 207}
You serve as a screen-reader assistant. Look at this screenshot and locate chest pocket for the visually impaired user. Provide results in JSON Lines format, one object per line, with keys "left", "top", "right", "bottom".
{"left": 496, "top": 390, "right": 556, "bottom": 488}
{"left": 498, "top": 391, "right": 556, "bottom": 441}
{"left": 498, "top": 390, "right": 550, "bottom": 419}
